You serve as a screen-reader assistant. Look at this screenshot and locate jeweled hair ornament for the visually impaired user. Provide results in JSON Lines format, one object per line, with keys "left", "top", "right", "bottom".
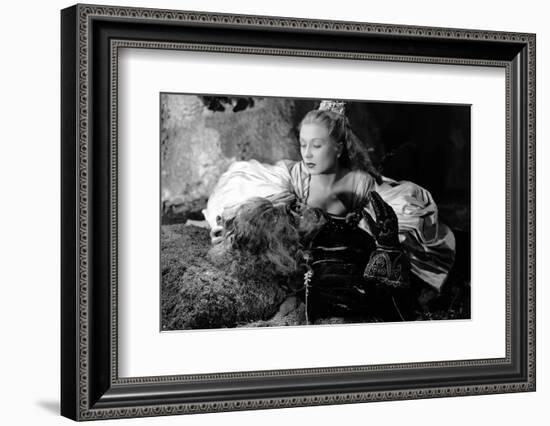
{"left": 318, "top": 100, "right": 346, "bottom": 116}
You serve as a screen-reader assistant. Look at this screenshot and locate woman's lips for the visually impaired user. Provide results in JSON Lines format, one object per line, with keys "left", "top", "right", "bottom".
{"left": 305, "top": 162, "right": 316, "bottom": 168}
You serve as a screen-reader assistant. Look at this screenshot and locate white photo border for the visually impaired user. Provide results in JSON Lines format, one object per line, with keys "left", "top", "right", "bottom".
{"left": 114, "top": 42, "right": 509, "bottom": 379}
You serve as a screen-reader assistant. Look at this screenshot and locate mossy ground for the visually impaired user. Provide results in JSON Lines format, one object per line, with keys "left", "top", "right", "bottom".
{"left": 161, "top": 224, "right": 470, "bottom": 331}
{"left": 161, "top": 224, "right": 288, "bottom": 330}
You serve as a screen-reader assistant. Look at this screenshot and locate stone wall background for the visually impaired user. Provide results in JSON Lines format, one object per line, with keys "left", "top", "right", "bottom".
{"left": 161, "top": 95, "right": 308, "bottom": 222}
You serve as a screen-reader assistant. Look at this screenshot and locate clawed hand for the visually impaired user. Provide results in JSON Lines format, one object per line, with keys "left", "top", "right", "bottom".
{"left": 210, "top": 215, "right": 227, "bottom": 245}
{"left": 362, "top": 191, "right": 409, "bottom": 289}
{"left": 363, "top": 191, "right": 400, "bottom": 248}
{"left": 210, "top": 224, "right": 224, "bottom": 245}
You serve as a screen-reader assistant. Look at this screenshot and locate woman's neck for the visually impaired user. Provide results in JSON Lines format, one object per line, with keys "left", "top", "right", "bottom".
{"left": 310, "top": 164, "right": 348, "bottom": 190}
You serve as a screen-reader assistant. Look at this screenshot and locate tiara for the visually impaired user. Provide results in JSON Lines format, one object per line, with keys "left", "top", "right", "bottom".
{"left": 319, "top": 100, "right": 346, "bottom": 116}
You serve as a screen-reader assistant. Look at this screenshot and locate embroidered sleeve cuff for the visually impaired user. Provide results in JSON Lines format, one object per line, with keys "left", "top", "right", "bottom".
{"left": 363, "top": 248, "right": 410, "bottom": 288}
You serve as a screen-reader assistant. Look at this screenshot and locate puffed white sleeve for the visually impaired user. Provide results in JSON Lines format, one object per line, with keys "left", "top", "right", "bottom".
{"left": 202, "top": 159, "right": 295, "bottom": 230}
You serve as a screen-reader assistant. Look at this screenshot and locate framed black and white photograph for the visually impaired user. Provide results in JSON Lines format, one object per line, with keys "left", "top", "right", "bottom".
{"left": 61, "top": 3, "right": 535, "bottom": 421}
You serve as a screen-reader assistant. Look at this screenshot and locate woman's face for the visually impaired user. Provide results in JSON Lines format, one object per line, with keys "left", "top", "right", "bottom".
{"left": 299, "top": 123, "right": 341, "bottom": 175}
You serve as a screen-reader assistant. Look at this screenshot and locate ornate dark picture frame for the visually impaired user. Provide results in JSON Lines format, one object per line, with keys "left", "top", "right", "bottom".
{"left": 61, "top": 3, "right": 536, "bottom": 421}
